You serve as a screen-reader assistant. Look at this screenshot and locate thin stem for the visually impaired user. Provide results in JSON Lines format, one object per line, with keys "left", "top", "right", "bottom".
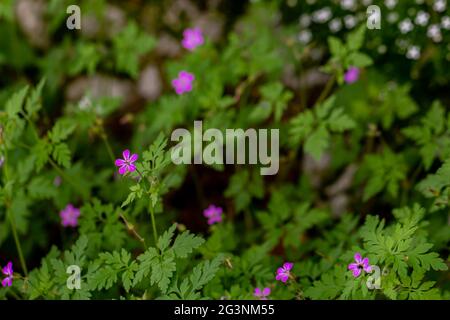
{"left": 48, "top": 158, "right": 88, "bottom": 200}
{"left": 315, "top": 75, "right": 336, "bottom": 107}
{"left": 2, "top": 156, "right": 28, "bottom": 276}
{"left": 119, "top": 213, "right": 147, "bottom": 249}
{"left": 148, "top": 202, "right": 158, "bottom": 245}
{"left": 101, "top": 132, "right": 116, "bottom": 164}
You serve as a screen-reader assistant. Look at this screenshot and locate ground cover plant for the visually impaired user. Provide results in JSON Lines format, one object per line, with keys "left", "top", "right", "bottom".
{"left": 0, "top": 0, "right": 449, "bottom": 300}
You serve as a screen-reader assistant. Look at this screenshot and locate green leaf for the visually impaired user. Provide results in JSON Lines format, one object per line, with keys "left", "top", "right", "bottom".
{"left": 48, "top": 118, "right": 77, "bottom": 144}
{"left": 304, "top": 125, "right": 329, "bottom": 160}
{"left": 157, "top": 224, "right": 177, "bottom": 253}
{"left": 25, "top": 78, "right": 46, "bottom": 116}
{"left": 52, "top": 143, "right": 71, "bottom": 168}
{"left": 172, "top": 231, "right": 205, "bottom": 258}
{"left": 5, "top": 85, "right": 29, "bottom": 117}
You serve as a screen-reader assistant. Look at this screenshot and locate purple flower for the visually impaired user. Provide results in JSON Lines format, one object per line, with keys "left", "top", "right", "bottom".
{"left": 172, "top": 71, "right": 195, "bottom": 95}
{"left": 203, "top": 204, "right": 223, "bottom": 225}
{"left": 348, "top": 252, "right": 372, "bottom": 277}
{"left": 115, "top": 149, "right": 138, "bottom": 175}
{"left": 254, "top": 287, "right": 271, "bottom": 300}
{"left": 344, "top": 66, "right": 360, "bottom": 84}
{"left": 60, "top": 204, "right": 81, "bottom": 228}
{"left": 276, "top": 262, "right": 293, "bottom": 283}
{"left": 1, "top": 262, "right": 13, "bottom": 287}
{"left": 182, "top": 27, "right": 204, "bottom": 51}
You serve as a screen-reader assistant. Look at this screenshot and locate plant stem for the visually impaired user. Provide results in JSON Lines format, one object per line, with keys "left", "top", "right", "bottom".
{"left": 2, "top": 155, "right": 28, "bottom": 276}
{"left": 315, "top": 75, "right": 336, "bottom": 106}
{"left": 101, "top": 132, "right": 116, "bottom": 164}
{"left": 48, "top": 158, "right": 88, "bottom": 200}
{"left": 148, "top": 202, "right": 158, "bottom": 245}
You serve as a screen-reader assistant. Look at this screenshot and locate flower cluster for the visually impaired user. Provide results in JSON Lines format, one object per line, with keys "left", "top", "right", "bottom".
{"left": 171, "top": 28, "right": 204, "bottom": 95}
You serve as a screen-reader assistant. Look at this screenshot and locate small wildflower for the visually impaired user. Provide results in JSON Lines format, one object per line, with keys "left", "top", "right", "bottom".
{"left": 60, "top": 204, "right": 81, "bottom": 228}
{"left": 298, "top": 30, "right": 312, "bottom": 44}
{"left": 399, "top": 18, "right": 414, "bottom": 34}
{"left": 341, "top": 0, "right": 356, "bottom": 11}
{"left": 299, "top": 14, "right": 311, "bottom": 28}
{"left": 329, "top": 18, "right": 343, "bottom": 33}
{"left": 115, "top": 149, "right": 138, "bottom": 175}
{"left": 442, "top": 16, "right": 450, "bottom": 30}
{"left": 276, "top": 262, "right": 293, "bottom": 283}
{"left": 1, "top": 262, "right": 13, "bottom": 287}
{"left": 433, "top": 0, "right": 447, "bottom": 12}
{"left": 415, "top": 11, "right": 430, "bottom": 26}
{"left": 344, "top": 15, "right": 357, "bottom": 29}
{"left": 254, "top": 287, "right": 271, "bottom": 300}
{"left": 384, "top": 0, "right": 397, "bottom": 9}
{"left": 312, "top": 7, "right": 332, "bottom": 24}
{"left": 203, "top": 204, "right": 223, "bottom": 225}
{"left": 348, "top": 252, "right": 372, "bottom": 277}
{"left": 181, "top": 27, "right": 204, "bottom": 51}
{"left": 172, "top": 71, "right": 195, "bottom": 95}
{"left": 344, "top": 66, "right": 360, "bottom": 84}
{"left": 406, "top": 46, "right": 421, "bottom": 60}
{"left": 427, "top": 24, "right": 442, "bottom": 42}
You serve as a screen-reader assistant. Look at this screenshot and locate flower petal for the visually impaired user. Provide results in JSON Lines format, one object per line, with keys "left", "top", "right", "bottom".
{"left": 254, "top": 288, "right": 261, "bottom": 296}
{"left": 352, "top": 268, "right": 362, "bottom": 278}
{"left": 129, "top": 153, "right": 138, "bottom": 162}
{"left": 115, "top": 159, "right": 126, "bottom": 167}
{"left": 128, "top": 164, "right": 136, "bottom": 172}
{"left": 354, "top": 252, "right": 362, "bottom": 263}
{"left": 283, "top": 262, "right": 293, "bottom": 271}
{"left": 118, "top": 165, "right": 128, "bottom": 175}
{"left": 262, "top": 288, "right": 271, "bottom": 296}
{"left": 348, "top": 263, "right": 358, "bottom": 270}
{"left": 122, "top": 149, "right": 130, "bottom": 160}
{"left": 362, "top": 257, "right": 370, "bottom": 268}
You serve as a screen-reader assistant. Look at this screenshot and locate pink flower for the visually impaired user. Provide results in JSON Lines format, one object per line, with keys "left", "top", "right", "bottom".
{"left": 348, "top": 252, "right": 372, "bottom": 277}
{"left": 344, "top": 66, "right": 360, "bottom": 84}
{"left": 182, "top": 27, "right": 204, "bottom": 51}
{"left": 172, "top": 71, "right": 195, "bottom": 95}
{"left": 254, "top": 287, "right": 271, "bottom": 300}
{"left": 115, "top": 149, "right": 138, "bottom": 175}
{"left": 203, "top": 204, "right": 223, "bottom": 225}
{"left": 276, "top": 262, "right": 293, "bottom": 283}
{"left": 1, "top": 262, "right": 13, "bottom": 287}
{"left": 60, "top": 204, "right": 81, "bottom": 228}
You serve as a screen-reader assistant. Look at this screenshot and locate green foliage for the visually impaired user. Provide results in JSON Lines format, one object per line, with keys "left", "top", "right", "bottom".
{"left": 0, "top": 0, "right": 448, "bottom": 302}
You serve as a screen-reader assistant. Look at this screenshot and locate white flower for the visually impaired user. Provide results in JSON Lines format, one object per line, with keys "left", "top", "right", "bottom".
{"left": 433, "top": 0, "right": 447, "bottom": 12}
{"left": 378, "top": 45, "right": 387, "bottom": 54}
{"left": 415, "top": 11, "right": 430, "bottom": 26}
{"left": 344, "top": 15, "right": 357, "bottom": 29}
{"left": 385, "top": 0, "right": 397, "bottom": 9}
{"left": 406, "top": 46, "right": 421, "bottom": 60}
{"left": 299, "top": 14, "right": 311, "bottom": 28}
{"left": 312, "top": 7, "right": 332, "bottom": 23}
{"left": 298, "top": 30, "right": 312, "bottom": 44}
{"left": 399, "top": 18, "right": 414, "bottom": 33}
{"left": 341, "top": 0, "right": 356, "bottom": 10}
{"left": 441, "top": 16, "right": 450, "bottom": 30}
{"left": 79, "top": 96, "right": 92, "bottom": 110}
{"left": 387, "top": 12, "right": 399, "bottom": 24}
{"left": 329, "top": 18, "right": 343, "bottom": 33}
{"left": 427, "top": 24, "right": 442, "bottom": 42}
